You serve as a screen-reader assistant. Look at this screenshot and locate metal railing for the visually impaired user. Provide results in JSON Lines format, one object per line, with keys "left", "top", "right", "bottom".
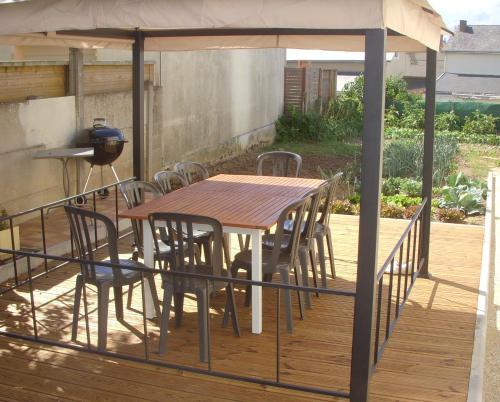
{"left": 0, "top": 178, "right": 135, "bottom": 290}
{"left": 0, "top": 247, "right": 355, "bottom": 399}
{"left": 0, "top": 185, "right": 430, "bottom": 400}
{"left": 371, "top": 198, "right": 427, "bottom": 371}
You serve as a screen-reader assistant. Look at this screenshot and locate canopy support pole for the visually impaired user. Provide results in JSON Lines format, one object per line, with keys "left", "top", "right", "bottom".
{"left": 420, "top": 48, "right": 437, "bottom": 278}
{"left": 132, "top": 30, "right": 145, "bottom": 180}
{"left": 350, "top": 28, "right": 386, "bottom": 402}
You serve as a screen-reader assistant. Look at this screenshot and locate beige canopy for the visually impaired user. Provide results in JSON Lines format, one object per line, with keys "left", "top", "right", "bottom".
{"left": 0, "top": 0, "right": 448, "bottom": 52}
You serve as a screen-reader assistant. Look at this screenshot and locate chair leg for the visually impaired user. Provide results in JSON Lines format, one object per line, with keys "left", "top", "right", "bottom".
{"left": 159, "top": 283, "right": 174, "bottom": 356}
{"left": 237, "top": 234, "right": 251, "bottom": 251}
{"left": 298, "top": 248, "right": 312, "bottom": 309}
{"left": 310, "top": 244, "right": 325, "bottom": 289}
{"left": 196, "top": 288, "right": 209, "bottom": 363}
{"left": 71, "top": 275, "right": 83, "bottom": 342}
{"left": 279, "top": 268, "right": 293, "bottom": 334}
{"left": 203, "top": 238, "right": 212, "bottom": 264}
{"left": 174, "top": 292, "right": 185, "bottom": 327}
{"left": 126, "top": 284, "right": 134, "bottom": 309}
{"left": 293, "top": 263, "right": 304, "bottom": 320}
{"left": 326, "top": 227, "right": 336, "bottom": 279}
{"left": 222, "top": 284, "right": 241, "bottom": 336}
{"left": 244, "top": 270, "right": 252, "bottom": 307}
{"left": 114, "top": 286, "right": 124, "bottom": 320}
{"left": 222, "top": 234, "right": 231, "bottom": 268}
{"left": 97, "top": 285, "right": 110, "bottom": 352}
{"left": 315, "top": 233, "right": 328, "bottom": 287}
{"left": 309, "top": 247, "right": 320, "bottom": 298}
{"left": 146, "top": 275, "right": 162, "bottom": 318}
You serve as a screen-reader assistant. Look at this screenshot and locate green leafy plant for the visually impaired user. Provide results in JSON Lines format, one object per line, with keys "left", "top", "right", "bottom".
{"left": 435, "top": 111, "right": 461, "bottom": 131}
{"left": 380, "top": 203, "right": 405, "bottom": 219}
{"left": 438, "top": 173, "right": 486, "bottom": 216}
{"left": 331, "top": 200, "right": 359, "bottom": 215}
{"left": 382, "top": 194, "right": 421, "bottom": 208}
{"left": 383, "top": 136, "right": 458, "bottom": 185}
{"left": 400, "top": 104, "right": 425, "bottom": 130}
{"left": 463, "top": 110, "right": 498, "bottom": 136}
{"left": 384, "top": 106, "right": 401, "bottom": 128}
{"left": 382, "top": 177, "right": 423, "bottom": 197}
{"left": 276, "top": 107, "right": 329, "bottom": 142}
{"left": 435, "top": 208, "right": 466, "bottom": 223}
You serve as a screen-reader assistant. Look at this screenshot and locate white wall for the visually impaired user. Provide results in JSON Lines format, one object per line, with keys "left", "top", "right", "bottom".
{"left": 386, "top": 52, "right": 445, "bottom": 78}
{"left": 445, "top": 53, "right": 500, "bottom": 76}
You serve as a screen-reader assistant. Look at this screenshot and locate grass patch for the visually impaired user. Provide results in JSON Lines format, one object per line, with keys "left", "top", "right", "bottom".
{"left": 264, "top": 140, "right": 361, "bottom": 157}
{"left": 458, "top": 144, "right": 500, "bottom": 179}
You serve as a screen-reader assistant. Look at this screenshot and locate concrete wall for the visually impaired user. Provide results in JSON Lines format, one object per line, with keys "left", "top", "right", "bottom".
{"left": 0, "top": 48, "right": 285, "bottom": 215}
{"left": 445, "top": 53, "right": 500, "bottom": 76}
{"left": 152, "top": 49, "right": 284, "bottom": 173}
{"left": 0, "top": 97, "right": 76, "bottom": 213}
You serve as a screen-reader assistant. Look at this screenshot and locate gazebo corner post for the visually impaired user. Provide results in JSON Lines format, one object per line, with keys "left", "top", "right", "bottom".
{"left": 132, "top": 29, "right": 145, "bottom": 181}
{"left": 419, "top": 48, "right": 437, "bottom": 279}
{"left": 350, "top": 28, "right": 386, "bottom": 402}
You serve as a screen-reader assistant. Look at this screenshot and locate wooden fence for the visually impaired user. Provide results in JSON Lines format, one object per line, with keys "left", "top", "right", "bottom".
{"left": 0, "top": 62, "right": 155, "bottom": 103}
{"left": 283, "top": 67, "right": 337, "bottom": 114}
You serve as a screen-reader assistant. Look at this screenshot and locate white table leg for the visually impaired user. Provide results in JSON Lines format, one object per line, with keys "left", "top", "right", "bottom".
{"left": 142, "top": 220, "right": 156, "bottom": 319}
{"left": 251, "top": 229, "right": 263, "bottom": 334}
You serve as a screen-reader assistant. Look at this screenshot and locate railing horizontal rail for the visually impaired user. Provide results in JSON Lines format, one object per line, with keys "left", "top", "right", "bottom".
{"left": 0, "top": 247, "right": 356, "bottom": 297}
{"left": 0, "top": 177, "right": 135, "bottom": 222}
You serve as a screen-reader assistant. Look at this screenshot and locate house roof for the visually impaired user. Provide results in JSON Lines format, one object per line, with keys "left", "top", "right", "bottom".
{"left": 0, "top": 0, "right": 448, "bottom": 52}
{"left": 443, "top": 25, "right": 500, "bottom": 53}
{"left": 436, "top": 72, "right": 500, "bottom": 97}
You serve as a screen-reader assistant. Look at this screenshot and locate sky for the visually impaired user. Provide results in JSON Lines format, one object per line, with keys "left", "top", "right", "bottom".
{"left": 287, "top": 0, "right": 500, "bottom": 60}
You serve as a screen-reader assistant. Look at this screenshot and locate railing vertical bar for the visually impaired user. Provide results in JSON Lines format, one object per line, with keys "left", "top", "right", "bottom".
{"left": 411, "top": 219, "right": 418, "bottom": 281}
{"left": 115, "top": 184, "right": 119, "bottom": 236}
{"left": 395, "top": 244, "right": 403, "bottom": 317}
{"left": 373, "top": 277, "right": 383, "bottom": 365}
{"left": 92, "top": 191, "right": 98, "bottom": 248}
{"left": 82, "top": 275, "right": 91, "bottom": 350}
{"left": 9, "top": 218, "right": 19, "bottom": 285}
{"left": 385, "top": 259, "right": 394, "bottom": 339}
{"left": 276, "top": 287, "right": 281, "bottom": 384}
{"left": 26, "top": 256, "right": 38, "bottom": 340}
{"left": 140, "top": 272, "right": 149, "bottom": 361}
{"left": 40, "top": 209, "right": 49, "bottom": 273}
{"left": 206, "top": 279, "right": 212, "bottom": 372}
{"left": 404, "top": 230, "right": 411, "bottom": 300}
{"left": 418, "top": 215, "right": 424, "bottom": 268}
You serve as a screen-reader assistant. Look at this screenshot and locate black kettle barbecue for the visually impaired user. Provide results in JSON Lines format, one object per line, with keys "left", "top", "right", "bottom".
{"left": 77, "top": 118, "right": 127, "bottom": 203}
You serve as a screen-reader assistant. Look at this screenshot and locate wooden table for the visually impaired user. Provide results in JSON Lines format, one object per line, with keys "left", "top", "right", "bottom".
{"left": 118, "top": 174, "right": 325, "bottom": 333}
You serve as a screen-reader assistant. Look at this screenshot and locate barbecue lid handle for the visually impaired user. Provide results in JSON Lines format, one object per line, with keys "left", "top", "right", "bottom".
{"left": 93, "top": 117, "right": 107, "bottom": 128}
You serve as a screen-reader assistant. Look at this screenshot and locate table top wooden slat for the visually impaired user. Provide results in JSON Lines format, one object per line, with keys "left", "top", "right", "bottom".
{"left": 118, "top": 174, "right": 326, "bottom": 230}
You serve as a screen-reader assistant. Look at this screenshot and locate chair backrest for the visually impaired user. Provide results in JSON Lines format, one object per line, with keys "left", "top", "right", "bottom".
{"left": 154, "top": 170, "right": 189, "bottom": 194}
{"left": 302, "top": 184, "right": 328, "bottom": 243}
{"left": 65, "top": 205, "right": 126, "bottom": 283}
{"left": 256, "top": 151, "right": 302, "bottom": 177}
{"left": 270, "top": 197, "right": 309, "bottom": 269}
{"left": 174, "top": 161, "right": 209, "bottom": 184}
{"left": 148, "top": 212, "right": 224, "bottom": 290}
{"left": 120, "top": 181, "right": 162, "bottom": 250}
{"left": 318, "top": 172, "right": 343, "bottom": 227}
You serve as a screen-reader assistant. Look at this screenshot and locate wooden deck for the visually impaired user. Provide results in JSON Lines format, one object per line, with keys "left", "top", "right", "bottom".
{"left": 0, "top": 215, "right": 484, "bottom": 401}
